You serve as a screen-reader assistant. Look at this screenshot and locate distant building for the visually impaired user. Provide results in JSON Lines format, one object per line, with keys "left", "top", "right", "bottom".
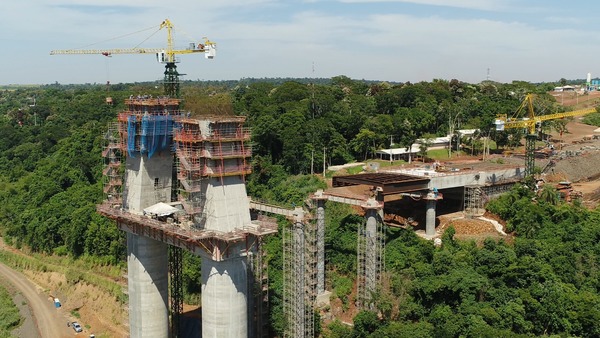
{"left": 554, "top": 85, "right": 576, "bottom": 92}
{"left": 376, "top": 144, "right": 421, "bottom": 162}
{"left": 591, "top": 78, "right": 600, "bottom": 91}
{"left": 376, "top": 130, "right": 478, "bottom": 161}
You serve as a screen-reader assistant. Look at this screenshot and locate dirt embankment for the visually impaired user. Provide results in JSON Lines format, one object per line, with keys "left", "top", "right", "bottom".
{"left": 0, "top": 240, "right": 128, "bottom": 337}
{"left": 22, "top": 270, "right": 129, "bottom": 338}
{"left": 0, "top": 263, "right": 72, "bottom": 338}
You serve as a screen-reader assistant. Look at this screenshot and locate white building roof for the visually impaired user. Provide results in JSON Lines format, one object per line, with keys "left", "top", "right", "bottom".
{"left": 457, "top": 129, "right": 478, "bottom": 136}
{"left": 377, "top": 144, "right": 421, "bottom": 155}
{"left": 377, "top": 132, "right": 479, "bottom": 156}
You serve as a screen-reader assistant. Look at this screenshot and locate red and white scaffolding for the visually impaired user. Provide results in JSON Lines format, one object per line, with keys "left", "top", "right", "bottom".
{"left": 173, "top": 116, "right": 252, "bottom": 224}
{"left": 102, "top": 122, "right": 123, "bottom": 206}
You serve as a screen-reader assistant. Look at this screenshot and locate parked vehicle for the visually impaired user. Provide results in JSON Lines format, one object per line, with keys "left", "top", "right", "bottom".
{"left": 72, "top": 322, "right": 83, "bottom": 333}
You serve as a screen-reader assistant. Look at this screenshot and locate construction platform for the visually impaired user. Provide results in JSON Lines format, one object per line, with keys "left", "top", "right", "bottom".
{"left": 97, "top": 203, "right": 277, "bottom": 261}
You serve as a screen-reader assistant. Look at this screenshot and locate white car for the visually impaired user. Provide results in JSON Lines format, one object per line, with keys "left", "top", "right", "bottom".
{"left": 72, "top": 322, "right": 83, "bottom": 333}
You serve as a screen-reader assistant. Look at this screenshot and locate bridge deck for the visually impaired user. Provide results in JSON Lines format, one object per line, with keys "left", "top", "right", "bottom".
{"left": 332, "top": 172, "right": 430, "bottom": 195}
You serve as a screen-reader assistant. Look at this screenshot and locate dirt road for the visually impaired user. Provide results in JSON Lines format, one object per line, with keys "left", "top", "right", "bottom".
{"left": 0, "top": 263, "right": 72, "bottom": 338}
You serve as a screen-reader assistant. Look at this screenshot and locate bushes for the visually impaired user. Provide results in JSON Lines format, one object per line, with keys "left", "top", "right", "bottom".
{"left": 0, "top": 285, "right": 21, "bottom": 336}
{"left": 332, "top": 274, "right": 353, "bottom": 311}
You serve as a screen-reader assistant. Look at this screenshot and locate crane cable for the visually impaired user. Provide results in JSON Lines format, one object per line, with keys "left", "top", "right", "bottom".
{"left": 132, "top": 28, "right": 163, "bottom": 49}
{"left": 176, "top": 26, "right": 197, "bottom": 45}
{"left": 74, "top": 24, "right": 162, "bottom": 49}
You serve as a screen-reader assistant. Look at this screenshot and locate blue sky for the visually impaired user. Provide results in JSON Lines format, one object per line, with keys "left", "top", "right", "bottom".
{"left": 2, "top": 0, "right": 600, "bottom": 85}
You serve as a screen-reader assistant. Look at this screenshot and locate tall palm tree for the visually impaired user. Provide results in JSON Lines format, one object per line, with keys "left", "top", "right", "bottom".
{"left": 538, "top": 184, "right": 559, "bottom": 205}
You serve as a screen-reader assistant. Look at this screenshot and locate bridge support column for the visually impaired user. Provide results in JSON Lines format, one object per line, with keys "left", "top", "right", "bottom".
{"left": 424, "top": 190, "right": 443, "bottom": 238}
{"left": 126, "top": 233, "right": 169, "bottom": 338}
{"left": 202, "top": 245, "right": 248, "bottom": 338}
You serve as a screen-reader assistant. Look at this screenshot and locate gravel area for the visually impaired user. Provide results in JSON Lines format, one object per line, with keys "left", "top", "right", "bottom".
{"left": 10, "top": 291, "right": 41, "bottom": 338}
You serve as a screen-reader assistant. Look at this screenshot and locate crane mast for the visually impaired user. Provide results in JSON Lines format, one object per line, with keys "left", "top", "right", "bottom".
{"left": 50, "top": 19, "right": 216, "bottom": 97}
{"left": 495, "top": 94, "right": 599, "bottom": 176}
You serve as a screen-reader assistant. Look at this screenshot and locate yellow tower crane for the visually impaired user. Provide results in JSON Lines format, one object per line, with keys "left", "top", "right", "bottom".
{"left": 50, "top": 19, "right": 216, "bottom": 97}
{"left": 495, "top": 93, "right": 599, "bottom": 176}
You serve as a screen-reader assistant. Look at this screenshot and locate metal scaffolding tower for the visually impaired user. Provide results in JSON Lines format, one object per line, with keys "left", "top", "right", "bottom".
{"left": 248, "top": 235, "right": 270, "bottom": 338}
{"left": 465, "top": 183, "right": 516, "bottom": 217}
{"left": 101, "top": 122, "right": 123, "bottom": 207}
{"left": 283, "top": 208, "right": 316, "bottom": 338}
{"left": 464, "top": 185, "right": 485, "bottom": 217}
{"left": 305, "top": 218, "right": 317, "bottom": 330}
{"left": 169, "top": 246, "right": 183, "bottom": 338}
{"left": 315, "top": 199, "right": 325, "bottom": 295}
{"left": 356, "top": 200, "right": 385, "bottom": 310}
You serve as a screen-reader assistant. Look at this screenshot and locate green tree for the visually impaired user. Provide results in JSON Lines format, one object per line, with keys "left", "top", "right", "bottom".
{"left": 538, "top": 185, "right": 559, "bottom": 205}
{"left": 372, "top": 321, "right": 434, "bottom": 338}
{"left": 418, "top": 134, "right": 434, "bottom": 162}
{"left": 351, "top": 129, "right": 378, "bottom": 160}
{"left": 353, "top": 310, "right": 379, "bottom": 337}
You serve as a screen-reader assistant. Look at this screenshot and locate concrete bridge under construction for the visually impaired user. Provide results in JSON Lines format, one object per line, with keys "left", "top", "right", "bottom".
{"left": 330, "top": 164, "right": 524, "bottom": 237}
{"left": 95, "top": 95, "right": 525, "bottom": 338}
{"left": 249, "top": 164, "right": 524, "bottom": 337}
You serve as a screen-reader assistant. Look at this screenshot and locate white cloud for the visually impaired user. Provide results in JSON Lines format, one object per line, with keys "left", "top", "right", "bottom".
{"left": 212, "top": 10, "right": 600, "bottom": 83}
{"left": 336, "top": 0, "right": 512, "bottom": 11}
{"left": 3, "top": 0, "right": 600, "bottom": 84}
{"left": 544, "top": 16, "right": 583, "bottom": 25}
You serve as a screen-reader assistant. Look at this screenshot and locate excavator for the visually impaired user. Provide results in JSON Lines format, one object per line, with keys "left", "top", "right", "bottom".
{"left": 495, "top": 93, "right": 599, "bottom": 177}
{"left": 50, "top": 19, "right": 216, "bottom": 97}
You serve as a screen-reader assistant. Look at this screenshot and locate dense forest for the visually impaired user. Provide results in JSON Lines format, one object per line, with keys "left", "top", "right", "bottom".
{"left": 0, "top": 78, "right": 599, "bottom": 337}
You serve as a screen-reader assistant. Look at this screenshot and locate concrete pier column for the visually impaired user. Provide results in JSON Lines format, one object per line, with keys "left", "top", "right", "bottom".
{"left": 424, "top": 189, "right": 442, "bottom": 238}
{"left": 126, "top": 233, "right": 169, "bottom": 338}
{"left": 425, "top": 199, "right": 437, "bottom": 237}
{"left": 201, "top": 244, "right": 248, "bottom": 338}
{"left": 364, "top": 206, "right": 378, "bottom": 297}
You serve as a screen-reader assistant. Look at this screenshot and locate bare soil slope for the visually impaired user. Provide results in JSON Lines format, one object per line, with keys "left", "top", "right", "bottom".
{"left": 0, "top": 263, "right": 72, "bottom": 338}
{"left": 0, "top": 241, "right": 128, "bottom": 337}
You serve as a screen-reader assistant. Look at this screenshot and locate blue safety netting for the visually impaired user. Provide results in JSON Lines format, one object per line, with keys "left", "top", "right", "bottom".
{"left": 126, "top": 114, "right": 174, "bottom": 158}
{"left": 140, "top": 115, "right": 174, "bottom": 158}
{"left": 127, "top": 115, "right": 137, "bottom": 157}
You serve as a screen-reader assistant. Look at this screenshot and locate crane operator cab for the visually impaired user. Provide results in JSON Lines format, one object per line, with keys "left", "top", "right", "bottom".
{"left": 156, "top": 50, "right": 168, "bottom": 63}
{"left": 156, "top": 51, "right": 181, "bottom": 64}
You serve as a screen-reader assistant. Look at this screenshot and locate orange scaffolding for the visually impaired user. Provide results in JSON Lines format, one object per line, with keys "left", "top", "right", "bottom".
{"left": 102, "top": 122, "right": 123, "bottom": 205}
{"left": 173, "top": 117, "right": 252, "bottom": 221}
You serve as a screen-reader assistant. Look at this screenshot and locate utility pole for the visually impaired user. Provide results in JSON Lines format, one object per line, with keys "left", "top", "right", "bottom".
{"left": 448, "top": 114, "right": 453, "bottom": 158}
{"left": 323, "top": 148, "right": 326, "bottom": 177}
{"left": 389, "top": 135, "right": 393, "bottom": 163}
